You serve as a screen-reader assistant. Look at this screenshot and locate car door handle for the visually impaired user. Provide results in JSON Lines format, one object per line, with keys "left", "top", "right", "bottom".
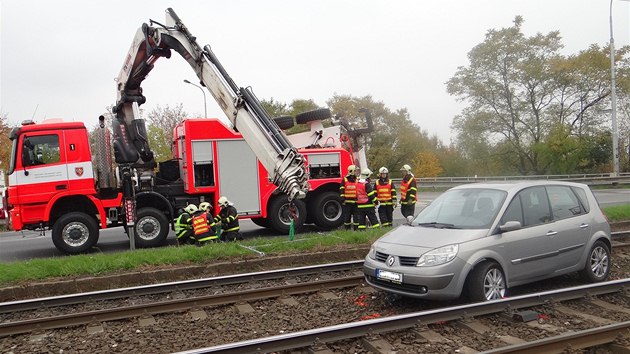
{"left": 546, "top": 231, "right": 557, "bottom": 236}
{"left": 55, "top": 184, "right": 67, "bottom": 190}
{"left": 579, "top": 223, "right": 589, "bottom": 229}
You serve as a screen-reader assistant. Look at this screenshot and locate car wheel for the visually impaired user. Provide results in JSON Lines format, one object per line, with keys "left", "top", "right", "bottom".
{"left": 295, "top": 108, "right": 332, "bottom": 124}
{"left": 579, "top": 240, "right": 611, "bottom": 282}
{"left": 273, "top": 116, "right": 295, "bottom": 130}
{"left": 134, "top": 207, "right": 169, "bottom": 248}
{"left": 52, "top": 212, "right": 99, "bottom": 254}
{"left": 466, "top": 262, "right": 506, "bottom": 302}
{"left": 268, "top": 195, "right": 306, "bottom": 234}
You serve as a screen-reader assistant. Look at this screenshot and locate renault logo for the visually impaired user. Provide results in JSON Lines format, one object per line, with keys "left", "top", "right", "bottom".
{"left": 386, "top": 255, "right": 395, "bottom": 267}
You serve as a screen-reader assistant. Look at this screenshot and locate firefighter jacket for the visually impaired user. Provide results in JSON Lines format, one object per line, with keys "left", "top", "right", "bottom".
{"left": 174, "top": 212, "right": 192, "bottom": 240}
{"left": 400, "top": 174, "right": 417, "bottom": 205}
{"left": 217, "top": 205, "right": 240, "bottom": 232}
{"left": 356, "top": 178, "right": 377, "bottom": 208}
{"left": 192, "top": 212, "right": 218, "bottom": 241}
{"left": 375, "top": 178, "right": 397, "bottom": 205}
{"left": 340, "top": 174, "right": 358, "bottom": 204}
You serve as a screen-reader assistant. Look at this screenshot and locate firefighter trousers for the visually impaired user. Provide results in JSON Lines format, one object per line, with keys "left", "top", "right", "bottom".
{"left": 342, "top": 202, "right": 358, "bottom": 230}
{"left": 355, "top": 206, "right": 380, "bottom": 230}
{"left": 378, "top": 204, "right": 394, "bottom": 227}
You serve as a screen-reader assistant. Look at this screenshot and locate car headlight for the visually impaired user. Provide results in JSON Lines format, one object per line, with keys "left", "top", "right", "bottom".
{"left": 368, "top": 245, "right": 377, "bottom": 259}
{"left": 417, "top": 244, "right": 459, "bottom": 267}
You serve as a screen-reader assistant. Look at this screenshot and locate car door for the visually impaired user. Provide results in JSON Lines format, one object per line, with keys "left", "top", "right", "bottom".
{"left": 546, "top": 185, "right": 590, "bottom": 270}
{"left": 498, "top": 186, "right": 557, "bottom": 282}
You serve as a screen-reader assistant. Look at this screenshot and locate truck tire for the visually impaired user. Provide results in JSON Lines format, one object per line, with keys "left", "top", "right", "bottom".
{"left": 52, "top": 212, "right": 99, "bottom": 254}
{"left": 310, "top": 191, "right": 344, "bottom": 229}
{"left": 268, "top": 195, "right": 306, "bottom": 234}
{"left": 295, "top": 108, "right": 332, "bottom": 124}
{"left": 251, "top": 217, "right": 270, "bottom": 229}
{"left": 134, "top": 207, "right": 169, "bottom": 248}
{"left": 273, "top": 116, "right": 295, "bottom": 130}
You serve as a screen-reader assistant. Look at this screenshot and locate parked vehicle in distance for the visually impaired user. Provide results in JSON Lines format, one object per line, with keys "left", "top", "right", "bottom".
{"left": 363, "top": 181, "right": 612, "bottom": 302}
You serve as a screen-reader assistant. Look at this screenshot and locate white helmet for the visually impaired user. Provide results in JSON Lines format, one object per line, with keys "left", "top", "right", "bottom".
{"left": 184, "top": 204, "right": 198, "bottom": 214}
{"left": 360, "top": 168, "right": 372, "bottom": 178}
{"left": 218, "top": 196, "right": 230, "bottom": 207}
{"left": 400, "top": 164, "right": 412, "bottom": 173}
{"left": 199, "top": 202, "right": 212, "bottom": 212}
{"left": 379, "top": 166, "right": 389, "bottom": 174}
{"left": 347, "top": 164, "right": 357, "bottom": 174}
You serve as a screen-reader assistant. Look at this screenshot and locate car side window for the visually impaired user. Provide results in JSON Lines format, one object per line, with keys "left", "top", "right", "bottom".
{"left": 500, "top": 195, "right": 523, "bottom": 225}
{"left": 572, "top": 187, "right": 590, "bottom": 213}
{"left": 520, "top": 186, "right": 552, "bottom": 227}
{"left": 547, "top": 186, "right": 584, "bottom": 220}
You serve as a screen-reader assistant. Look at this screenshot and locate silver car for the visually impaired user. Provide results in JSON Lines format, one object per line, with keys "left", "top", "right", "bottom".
{"left": 363, "top": 181, "right": 612, "bottom": 301}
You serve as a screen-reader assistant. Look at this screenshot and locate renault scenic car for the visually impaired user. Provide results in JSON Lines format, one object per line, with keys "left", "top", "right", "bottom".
{"left": 363, "top": 181, "right": 612, "bottom": 302}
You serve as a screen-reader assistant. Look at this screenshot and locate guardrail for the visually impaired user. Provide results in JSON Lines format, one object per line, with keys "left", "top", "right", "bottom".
{"left": 391, "top": 173, "right": 630, "bottom": 189}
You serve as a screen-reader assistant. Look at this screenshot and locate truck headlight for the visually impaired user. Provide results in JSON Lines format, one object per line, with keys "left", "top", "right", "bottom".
{"left": 417, "top": 244, "right": 458, "bottom": 267}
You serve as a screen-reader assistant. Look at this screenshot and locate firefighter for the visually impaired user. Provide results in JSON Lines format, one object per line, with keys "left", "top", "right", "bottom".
{"left": 198, "top": 202, "right": 219, "bottom": 243}
{"left": 191, "top": 202, "right": 218, "bottom": 246}
{"left": 375, "top": 167, "right": 397, "bottom": 227}
{"left": 339, "top": 165, "right": 359, "bottom": 230}
{"left": 355, "top": 168, "right": 380, "bottom": 230}
{"left": 216, "top": 196, "right": 242, "bottom": 241}
{"left": 399, "top": 164, "right": 417, "bottom": 219}
{"left": 174, "top": 206, "right": 195, "bottom": 245}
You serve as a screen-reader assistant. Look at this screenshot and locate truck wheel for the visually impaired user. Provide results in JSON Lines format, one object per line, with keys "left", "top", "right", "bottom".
{"left": 52, "top": 212, "right": 99, "bottom": 254}
{"left": 311, "top": 191, "right": 344, "bottom": 229}
{"left": 134, "top": 207, "right": 169, "bottom": 248}
{"left": 268, "top": 195, "right": 306, "bottom": 234}
{"left": 251, "top": 217, "right": 270, "bottom": 228}
{"left": 273, "top": 116, "right": 295, "bottom": 130}
{"left": 295, "top": 108, "right": 332, "bottom": 124}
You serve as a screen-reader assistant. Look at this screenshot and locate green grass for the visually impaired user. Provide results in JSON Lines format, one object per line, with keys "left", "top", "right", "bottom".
{"left": 602, "top": 204, "right": 630, "bottom": 222}
{"left": 0, "top": 205, "right": 628, "bottom": 287}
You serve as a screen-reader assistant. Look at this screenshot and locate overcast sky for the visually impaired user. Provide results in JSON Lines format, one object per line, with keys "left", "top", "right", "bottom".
{"left": 1, "top": 0, "right": 628, "bottom": 143}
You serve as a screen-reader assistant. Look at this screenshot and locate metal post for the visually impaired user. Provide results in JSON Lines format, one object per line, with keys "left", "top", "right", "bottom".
{"left": 609, "top": 0, "right": 626, "bottom": 176}
{"left": 184, "top": 79, "right": 207, "bottom": 118}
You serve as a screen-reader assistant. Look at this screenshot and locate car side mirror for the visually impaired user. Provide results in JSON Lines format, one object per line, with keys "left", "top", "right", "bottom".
{"left": 499, "top": 220, "right": 522, "bottom": 232}
{"left": 406, "top": 215, "right": 414, "bottom": 225}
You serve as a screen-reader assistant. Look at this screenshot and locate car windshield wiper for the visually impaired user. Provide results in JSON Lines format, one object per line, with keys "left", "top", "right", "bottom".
{"left": 417, "top": 222, "right": 459, "bottom": 229}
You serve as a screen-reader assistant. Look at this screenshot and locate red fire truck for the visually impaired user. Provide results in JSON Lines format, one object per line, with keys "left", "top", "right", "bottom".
{"left": 5, "top": 9, "right": 369, "bottom": 254}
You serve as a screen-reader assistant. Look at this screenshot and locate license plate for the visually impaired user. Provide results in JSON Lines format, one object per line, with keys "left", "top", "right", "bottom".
{"left": 376, "top": 269, "right": 403, "bottom": 283}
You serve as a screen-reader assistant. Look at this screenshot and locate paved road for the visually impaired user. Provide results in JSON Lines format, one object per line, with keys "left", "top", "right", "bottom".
{"left": 0, "top": 190, "right": 627, "bottom": 263}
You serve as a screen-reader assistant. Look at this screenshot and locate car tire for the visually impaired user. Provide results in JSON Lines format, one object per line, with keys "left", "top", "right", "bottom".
{"left": 268, "top": 195, "right": 306, "bottom": 234}
{"left": 273, "top": 116, "right": 295, "bottom": 130}
{"left": 295, "top": 108, "right": 332, "bottom": 124}
{"left": 310, "top": 191, "right": 344, "bottom": 229}
{"left": 52, "top": 212, "right": 99, "bottom": 254}
{"left": 579, "top": 240, "right": 611, "bottom": 282}
{"left": 134, "top": 207, "right": 169, "bottom": 248}
{"left": 466, "top": 262, "right": 506, "bottom": 302}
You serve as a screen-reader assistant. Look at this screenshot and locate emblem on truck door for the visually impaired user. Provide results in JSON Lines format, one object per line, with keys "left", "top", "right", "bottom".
{"left": 75, "top": 167, "right": 84, "bottom": 177}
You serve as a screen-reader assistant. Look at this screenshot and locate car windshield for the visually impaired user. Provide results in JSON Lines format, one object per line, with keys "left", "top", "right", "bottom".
{"left": 413, "top": 188, "right": 507, "bottom": 229}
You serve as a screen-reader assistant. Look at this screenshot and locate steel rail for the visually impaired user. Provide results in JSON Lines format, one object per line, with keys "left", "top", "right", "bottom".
{"left": 482, "top": 320, "right": 630, "bottom": 354}
{"left": 177, "top": 278, "right": 630, "bottom": 354}
{"left": 0, "top": 260, "right": 364, "bottom": 314}
{"left": 0, "top": 274, "right": 363, "bottom": 337}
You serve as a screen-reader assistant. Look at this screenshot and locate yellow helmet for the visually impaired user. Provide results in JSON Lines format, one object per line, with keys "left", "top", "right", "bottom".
{"left": 184, "top": 204, "right": 198, "bottom": 214}
{"left": 347, "top": 164, "right": 357, "bottom": 174}
{"left": 400, "top": 164, "right": 412, "bottom": 173}
{"left": 360, "top": 168, "right": 372, "bottom": 178}
{"left": 379, "top": 166, "right": 389, "bottom": 174}
{"left": 199, "top": 202, "right": 212, "bottom": 212}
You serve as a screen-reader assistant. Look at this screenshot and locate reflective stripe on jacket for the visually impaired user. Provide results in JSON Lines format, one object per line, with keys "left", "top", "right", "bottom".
{"left": 376, "top": 179, "right": 396, "bottom": 204}
{"left": 400, "top": 175, "right": 417, "bottom": 204}
{"left": 192, "top": 213, "right": 210, "bottom": 235}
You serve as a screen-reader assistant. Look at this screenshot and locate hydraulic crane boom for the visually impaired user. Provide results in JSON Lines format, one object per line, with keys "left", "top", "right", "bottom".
{"left": 112, "top": 8, "right": 308, "bottom": 201}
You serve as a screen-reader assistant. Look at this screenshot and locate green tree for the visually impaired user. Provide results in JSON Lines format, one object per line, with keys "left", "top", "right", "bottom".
{"left": 145, "top": 104, "right": 187, "bottom": 162}
{"left": 0, "top": 111, "right": 12, "bottom": 175}
{"left": 447, "top": 16, "right": 628, "bottom": 175}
